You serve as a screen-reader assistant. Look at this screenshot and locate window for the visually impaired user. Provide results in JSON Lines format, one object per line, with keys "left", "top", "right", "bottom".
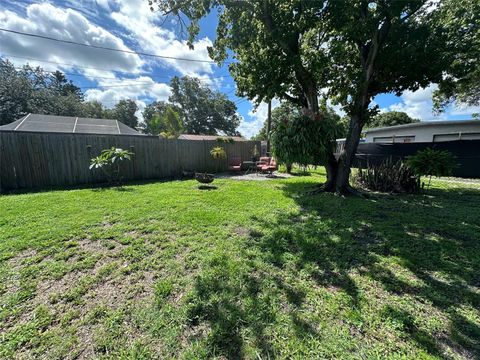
{"left": 394, "top": 136, "right": 415, "bottom": 143}
{"left": 433, "top": 133, "right": 460, "bottom": 142}
{"left": 460, "top": 132, "right": 480, "bottom": 140}
{"left": 373, "top": 136, "right": 393, "bottom": 143}
{"left": 373, "top": 136, "right": 415, "bottom": 143}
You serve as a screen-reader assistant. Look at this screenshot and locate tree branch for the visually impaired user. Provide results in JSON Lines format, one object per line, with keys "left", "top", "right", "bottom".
{"left": 281, "top": 93, "right": 307, "bottom": 107}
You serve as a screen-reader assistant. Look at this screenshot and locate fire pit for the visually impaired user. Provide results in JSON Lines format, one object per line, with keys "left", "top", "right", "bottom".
{"left": 195, "top": 172, "right": 214, "bottom": 184}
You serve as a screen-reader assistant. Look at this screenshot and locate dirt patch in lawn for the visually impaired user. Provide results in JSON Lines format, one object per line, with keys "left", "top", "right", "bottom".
{"left": 234, "top": 226, "right": 251, "bottom": 237}
{"left": 3, "top": 248, "right": 158, "bottom": 359}
{"left": 2, "top": 249, "right": 38, "bottom": 296}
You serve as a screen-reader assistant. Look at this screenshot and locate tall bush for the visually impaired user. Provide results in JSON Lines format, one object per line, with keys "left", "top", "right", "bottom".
{"left": 406, "top": 148, "right": 457, "bottom": 189}
{"left": 270, "top": 111, "right": 340, "bottom": 172}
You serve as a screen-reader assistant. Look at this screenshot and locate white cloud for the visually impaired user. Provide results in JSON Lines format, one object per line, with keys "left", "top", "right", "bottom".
{"left": 383, "top": 85, "right": 446, "bottom": 120}
{"left": 0, "top": 3, "right": 143, "bottom": 73}
{"left": 84, "top": 76, "right": 171, "bottom": 110}
{"left": 383, "top": 84, "right": 480, "bottom": 121}
{"left": 329, "top": 102, "right": 346, "bottom": 117}
{"left": 447, "top": 104, "right": 480, "bottom": 117}
{"left": 238, "top": 100, "right": 280, "bottom": 139}
{"left": 109, "top": 0, "right": 215, "bottom": 76}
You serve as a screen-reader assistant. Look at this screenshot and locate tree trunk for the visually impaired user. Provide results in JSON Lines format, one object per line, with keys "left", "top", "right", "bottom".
{"left": 266, "top": 100, "right": 272, "bottom": 154}
{"left": 286, "top": 163, "right": 292, "bottom": 174}
{"left": 322, "top": 152, "right": 338, "bottom": 192}
{"left": 333, "top": 114, "right": 364, "bottom": 193}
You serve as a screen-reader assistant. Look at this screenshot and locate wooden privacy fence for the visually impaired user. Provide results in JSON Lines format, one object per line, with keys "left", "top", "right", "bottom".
{"left": 353, "top": 140, "right": 480, "bottom": 179}
{"left": 0, "top": 131, "right": 260, "bottom": 191}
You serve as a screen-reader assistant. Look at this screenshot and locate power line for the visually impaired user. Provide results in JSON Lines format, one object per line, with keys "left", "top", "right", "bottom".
{"left": 1, "top": 53, "right": 134, "bottom": 72}
{"left": 3, "top": 66, "right": 234, "bottom": 89}
{"left": 234, "top": 98, "right": 249, "bottom": 106}
{"left": 0, "top": 27, "right": 228, "bottom": 64}
{"left": 0, "top": 53, "right": 248, "bottom": 104}
{"left": 1, "top": 58, "right": 235, "bottom": 90}
{"left": 0, "top": 54, "right": 231, "bottom": 81}
{"left": 78, "top": 82, "right": 234, "bottom": 91}
{"left": 4, "top": 65, "right": 172, "bottom": 81}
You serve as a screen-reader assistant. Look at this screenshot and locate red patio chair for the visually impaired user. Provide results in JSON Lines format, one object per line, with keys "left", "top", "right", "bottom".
{"left": 228, "top": 156, "right": 242, "bottom": 172}
{"left": 259, "top": 157, "right": 278, "bottom": 175}
{"left": 256, "top": 156, "right": 271, "bottom": 171}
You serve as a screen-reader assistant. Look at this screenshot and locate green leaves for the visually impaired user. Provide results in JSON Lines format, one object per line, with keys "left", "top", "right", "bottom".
{"left": 354, "top": 159, "right": 421, "bottom": 193}
{"left": 89, "top": 147, "right": 134, "bottom": 183}
{"left": 210, "top": 146, "right": 226, "bottom": 160}
{"left": 169, "top": 76, "right": 240, "bottom": 136}
{"left": 270, "top": 104, "right": 341, "bottom": 167}
{"left": 406, "top": 148, "right": 457, "bottom": 178}
{"left": 89, "top": 147, "right": 133, "bottom": 170}
{"left": 112, "top": 99, "right": 138, "bottom": 129}
{"left": 0, "top": 59, "right": 84, "bottom": 125}
{"left": 368, "top": 111, "right": 420, "bottom": 129}
{"left": 432, "top": 0, "right": 480, "bottom": 112}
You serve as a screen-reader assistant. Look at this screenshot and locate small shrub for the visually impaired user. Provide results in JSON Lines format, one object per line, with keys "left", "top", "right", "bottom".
{"left": 210, "top": 146, "right": 226, "bottom": 173}
{"left": 354, "top": 158, "right": 420, "bottom": 193}
{"left": 210, "top": 146, "right": 226, "bottom": 160}
{"left": 90, "top": 147, "right": 134, "bottom": 184}
{"left": 406, "top": 148, "right": 457, "bottom": 189}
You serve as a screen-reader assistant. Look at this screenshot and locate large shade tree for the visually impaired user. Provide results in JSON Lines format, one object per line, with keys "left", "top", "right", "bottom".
{"left": 169, "top": 76, "right": 241, "bottom": 135}
{"left": 152, "top": 0, "right": 471, "bottom": 193}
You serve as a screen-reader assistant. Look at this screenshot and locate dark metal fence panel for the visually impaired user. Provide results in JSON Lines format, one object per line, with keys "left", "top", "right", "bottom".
{"left": 354, "top": 140, "right": 480, "bottom": 178}
{"left": 0, "top": 131, "right": 260, "bottom": 191}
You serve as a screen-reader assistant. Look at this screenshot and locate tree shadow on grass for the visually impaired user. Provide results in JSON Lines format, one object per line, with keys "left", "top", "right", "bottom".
{"left": 184, "top": 179, "right": 480, "bottom": 358}
{"left": 197, "top": 185, "right": 218, "bottom": 190}
{"left": 186, "top": 255, "right": 276, "bottom": 359}
{"left": 265, "top": 181, "right": 480, "bottom": 358}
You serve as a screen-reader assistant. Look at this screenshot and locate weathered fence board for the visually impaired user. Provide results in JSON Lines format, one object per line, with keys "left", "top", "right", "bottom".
{"left": 0, "top": 131, "right": 260, "bottom": 191}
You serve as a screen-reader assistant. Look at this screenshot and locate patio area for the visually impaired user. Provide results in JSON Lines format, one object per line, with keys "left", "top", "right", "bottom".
{"left": 218, "top": 171, "right": 293, "bottom": 181}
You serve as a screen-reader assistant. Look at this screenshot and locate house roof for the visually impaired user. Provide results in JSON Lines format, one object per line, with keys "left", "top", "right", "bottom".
{"left": 364, "top": 119, "right": 480, "bottom": 134}
{"left": 0, "top": 113, "right": 142, "bottom": 136}
{"left": 178, "top": 134, "right": 246, "bottom": 141}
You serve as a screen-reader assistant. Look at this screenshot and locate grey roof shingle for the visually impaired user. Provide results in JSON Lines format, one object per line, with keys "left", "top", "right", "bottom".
{"left": 0, "top": 114, "right": 142, "bottom": 135}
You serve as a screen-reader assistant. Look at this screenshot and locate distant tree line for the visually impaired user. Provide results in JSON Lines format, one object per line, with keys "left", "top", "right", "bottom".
{"left": 0, "top": 60, "right": 242, "bottom": 137}
{"left": 0, "top": 59, "right": 139, "bottom": 128}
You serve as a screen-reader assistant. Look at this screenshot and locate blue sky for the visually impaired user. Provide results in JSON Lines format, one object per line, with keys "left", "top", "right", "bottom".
{"left": 1, "top": 0, "right": 478, "bottom": 138}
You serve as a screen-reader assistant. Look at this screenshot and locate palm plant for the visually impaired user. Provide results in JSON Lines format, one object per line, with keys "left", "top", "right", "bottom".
{"left": 210, "top": 146, "right": 226, "bottom": 173}
{"left": 90, "top": 147, "right": 134, "bottom": 184}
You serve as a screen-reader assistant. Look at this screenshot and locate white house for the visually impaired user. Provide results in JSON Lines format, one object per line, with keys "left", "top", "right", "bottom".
{"left": 363, "top": 119, "right": 480, "bottom": 143}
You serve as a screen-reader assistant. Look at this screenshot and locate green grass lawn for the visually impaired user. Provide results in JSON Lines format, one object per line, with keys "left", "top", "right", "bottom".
{"left": 1, "top": 170, "right": 479, "bottom": 359}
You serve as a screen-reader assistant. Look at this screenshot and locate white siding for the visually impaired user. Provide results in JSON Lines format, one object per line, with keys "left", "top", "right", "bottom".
{"left": 433, "top": 133, "right": 460, "bottom": 142}
{"left": 364, "top": 122, "right": 480, "bottom": 143}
